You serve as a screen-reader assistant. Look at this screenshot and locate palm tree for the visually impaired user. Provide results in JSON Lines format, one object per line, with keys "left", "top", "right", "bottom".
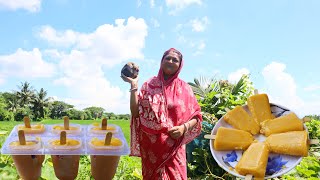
{"left": 31, "top": 88, "right": 51, "bottom": 119}
{"left": 16, "top": 81, "right": 35, "bottom": 107}
{"left": 7, "top": 98, "right": 20, "bottom": 113}
{"left": 188, "top": 76, "right": 217, "bottom": 99}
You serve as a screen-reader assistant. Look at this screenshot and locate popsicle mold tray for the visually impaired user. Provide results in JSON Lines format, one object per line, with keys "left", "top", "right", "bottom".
{"left": 1, "top": 124, "right": 130, "bottom": 156}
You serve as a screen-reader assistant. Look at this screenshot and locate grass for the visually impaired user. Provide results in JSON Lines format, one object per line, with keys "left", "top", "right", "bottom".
{"left": 0, "top": 119, "right": 142, "bottom": 180}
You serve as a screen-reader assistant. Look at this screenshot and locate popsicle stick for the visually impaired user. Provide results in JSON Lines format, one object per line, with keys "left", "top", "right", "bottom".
{"left": 104, "top": 132, "right": 112, "bottom": 145}
{"left": 245, "top": 174, "right": 253, "bottom": 180}
{"left": 254, "top": 89, "right": 259, "bottom": 95}
{"left": 23, "top": 116, "right": 31, "bottom": 128}
{"left": 309, "top": 139, "right": 320, "bottom": 145}
{"left": 63, "top": 116, "right": 70, "bottom": 130}
{"left": 101, "top": 118, "right": 107, "bottom": 130}
{"left": 18, "top": 130, "right": 26, "bottom": 145}
{"left": 60, "top": 131, "right": 67, "bottom": 145}
{"left": 204, "top": 134, "right": 216, "bottom": 140}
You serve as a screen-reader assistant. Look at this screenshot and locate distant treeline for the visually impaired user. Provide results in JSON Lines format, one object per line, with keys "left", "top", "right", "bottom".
{"left": 0, "top": 81, "right": 130, "bottom": 121}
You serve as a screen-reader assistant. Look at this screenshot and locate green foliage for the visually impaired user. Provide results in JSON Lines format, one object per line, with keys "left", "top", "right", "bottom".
{"left": 190, "top": 74, "right": 254, "bottom": 120}
{"left": 305, "top": 119, "right": 320, "bottom": 140}
{"left": 67, "top": 108, "right": 87, "bottom": 120}
{"left": 14, "top": 107, "right": 34, "bottom": 121}
{"left": 31, "top": 88, "right": 51, "bottom": 120}
{"left": 49, "top": 101, "right": 74, "bottom": 119}
{"left": 83, "top": 106, "right": 105, "bottom": 120}
{"left": 0, "top": 132, "right": 19, "bottom": 179}
{"left": 187, "top": 74, "right": 254, "bottom": 179}
{"left": 76, "top": 155, "right": 93, "bottom": 180}
{"left": 0, "top": 94, "right": 14, "bottom": 121}
{"left": 114, "top": 156, "right": 142, "bottom": 180}
{"left": 282, "top": 156, "right": 320, "bottom": 179}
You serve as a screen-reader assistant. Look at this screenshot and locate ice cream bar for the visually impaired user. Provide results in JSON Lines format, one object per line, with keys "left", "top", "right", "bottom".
{"left": 89, "top": 133, "right": 123, "bottom": 150}
{"left": 247, "top": 94, "right": 273, "bottom": 124}
{"left": 49, "top": 139, "right": 81, "bottom": 150}
{"left": 224, "top": 106, "right": 260, "bottom": 135}
{"left": 265, "top": 131, "right": 308, "bottom": 156}
{"left": 235, "top": 142, "right": 269, "bottom": 178}
{"left": 52, "top": 122, "right": 81, "bottom": 135}
{"left": 260, "top": 112, "right": 304, "bottom": 136}
{"left": 213, "top": 127, "right": 254, "bottom": 151}
{"left": 17, "top": 116, "right": 45, "bottom": 134}
{"left": 89, "top": 119, "right": 117, "bottom": 134}
{"left": 9, "top": 130, "right": 41, "bottom": 150}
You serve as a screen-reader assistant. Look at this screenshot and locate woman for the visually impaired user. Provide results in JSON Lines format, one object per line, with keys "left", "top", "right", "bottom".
{"left": 122, "top": 48, "right": 202, "bottom": 180}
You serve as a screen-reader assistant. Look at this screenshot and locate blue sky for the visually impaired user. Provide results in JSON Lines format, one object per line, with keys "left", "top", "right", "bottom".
{"left": 0, "top": 0, "right": 319, "bottom": 116}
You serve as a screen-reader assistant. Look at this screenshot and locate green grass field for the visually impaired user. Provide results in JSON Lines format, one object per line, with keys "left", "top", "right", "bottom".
{"left": 0, "top": 120, "right": 142, "bottom": 180}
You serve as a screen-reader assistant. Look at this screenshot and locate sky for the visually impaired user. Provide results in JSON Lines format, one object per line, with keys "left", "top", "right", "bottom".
{"left": 0, "top": 0, "right": 319, "bottom": 117}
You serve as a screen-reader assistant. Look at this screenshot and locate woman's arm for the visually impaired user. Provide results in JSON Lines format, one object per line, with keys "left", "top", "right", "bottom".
{"left": 183, "top": 117, "right": 198, "bottom": 132}
{"left": 121, "top": 74, "right": 139, "bottom": 118}
{"left": 130, "top": 82, "right": 139, "bottom": 118}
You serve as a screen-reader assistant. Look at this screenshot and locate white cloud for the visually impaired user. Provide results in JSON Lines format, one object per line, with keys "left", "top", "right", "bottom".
{"left": 260, "top": 62, "right": 320, "bottom": 116}
{"left": 44, "top": 17, "right": 149, "bottom": 114}
{"left": 228, "top": 68, "right": 250, "bottom": 83}
{"left": 38, "top": 26, "right": 79, "bottom": 47}
{"left": 150, "top": 0, "right": 155, "bottom": 8}
{"left": 150, "top": 18, "right": 160, "bottom": 28}
{"left": 304, "top": 85, "right": 320, "bottom": 92}
{"left": 166, "top": 0, "right": 202, "bottom": 14}
{"left": 0, "top": 48, "right": 56, "bottom": 79}
{"left": 38, "top": 17, "right": 148, "bottom": 67}
{"left": 0, "top": 0, "right": 41, "bottom": 12}
{"left": 190, "top": 16, "right": 209, "bottom": 32}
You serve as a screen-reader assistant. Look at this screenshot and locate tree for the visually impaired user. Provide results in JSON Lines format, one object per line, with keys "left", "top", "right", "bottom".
{"left": 31, "top": 88, "right": 51, "bottom": 120}
{"left": 83, "top": 107, "right": 105, "bottom": 120}
{"left": 49, "top": 101, "right": 74, "bottom": 119}
{"left": 0, "top": 94, "right": 14, "bottom": 121}
{"left": 15, "top": 81, "right": 35, "bottom": 107}
{"left": 1, "top": 92, "right": 20, "bottom": 113}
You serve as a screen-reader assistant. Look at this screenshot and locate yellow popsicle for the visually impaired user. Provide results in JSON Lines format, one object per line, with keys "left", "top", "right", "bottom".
{"left": 260, "top": 112, "right": 304, "bottom": 136}
{"left": 51, "top": 139, "right": 81, "bottom": 146}
{"left": 213, "top": 127, "right": 254, "bottom": 151}
{"left": 53, "top": 125, "right": 78, "bottom": 130}
{"left": 17, "top": 124, "right": 45, "bottom": 134}
{"left": 265, "top": 131, "right": 308, "bottom": 156}
{"left": 247, "top": 94, "right": 273, "bottom": 124}
{"left": 91, "top": 137, "right": 122, "bottom": 147}
{"left": 224, "top": 106, "right": 260, "bottom": 135}
{"left": 235, "top": 142, "right": 269, "bottom": 179}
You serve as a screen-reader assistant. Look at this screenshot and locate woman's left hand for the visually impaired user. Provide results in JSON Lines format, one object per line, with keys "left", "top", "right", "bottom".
{"left": 168, "top": 125, "right": 185, "bottom": 139}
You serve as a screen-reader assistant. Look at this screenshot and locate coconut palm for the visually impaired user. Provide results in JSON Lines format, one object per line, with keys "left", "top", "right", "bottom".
{"left": 15, "top": 81, "right": 35, "bottom": 107}
{"left": 31, "top": 88, "right": 51, "bottom": 119}
{"left": 7, "top": 98, "right": 20, "bottom": 113}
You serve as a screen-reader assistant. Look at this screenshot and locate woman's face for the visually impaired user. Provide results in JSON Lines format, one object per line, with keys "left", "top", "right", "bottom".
{"left": 161, "top": 52, "right": 181, "bottom": 76}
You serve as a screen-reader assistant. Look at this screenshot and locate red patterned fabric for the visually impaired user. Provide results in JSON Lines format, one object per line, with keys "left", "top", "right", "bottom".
{"left": 130, "top": 48, "right": 202, "bottom": 179}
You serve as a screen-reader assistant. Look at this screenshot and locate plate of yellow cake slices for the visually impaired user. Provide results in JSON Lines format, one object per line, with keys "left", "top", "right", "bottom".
{"left": 208, "top": 93, "right": 309, "bottom": 179}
